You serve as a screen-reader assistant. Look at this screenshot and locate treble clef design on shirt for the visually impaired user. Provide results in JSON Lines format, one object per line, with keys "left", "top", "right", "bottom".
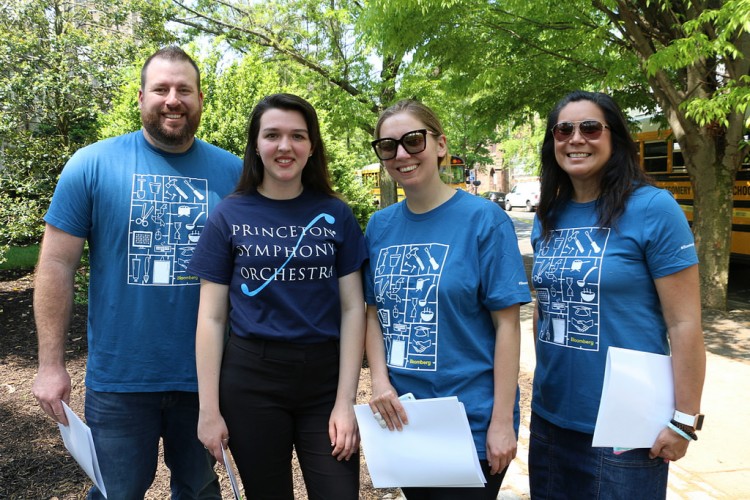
{"left": 240, "top": 212, "right": 336, "bottom": 297}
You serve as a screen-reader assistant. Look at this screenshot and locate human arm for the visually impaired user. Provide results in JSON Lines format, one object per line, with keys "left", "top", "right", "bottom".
{"left": 32, "top": 224, "right": 86, "bottom": 426}
{"left": 365, "top": 305, "right": 408, "bottom": 431}
{"left": 486, "top": 305, "right": 522, "bottom": 475}
{"left": 329, "top": 270, "right": 366, "bottom": 461}
{"left": 648, "top": 264, "right": 705, "bottom": 462}
{"left": 195, "top": 279, "right": 230, "bottom": 463}
{"left": 532, "top": 299, "right": 539, "bottom": 352}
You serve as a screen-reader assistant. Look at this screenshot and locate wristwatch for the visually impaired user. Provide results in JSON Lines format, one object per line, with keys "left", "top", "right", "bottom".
{"left": 673, "top": 410, "right": 704, "bottom": 430}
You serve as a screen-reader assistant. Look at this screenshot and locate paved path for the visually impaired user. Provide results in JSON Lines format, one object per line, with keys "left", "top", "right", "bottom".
{"left": 496, "top": 233, "right": 750, "bottom": 499}
{"left": 499, "top": 311, "right": 750, "bottom": 499}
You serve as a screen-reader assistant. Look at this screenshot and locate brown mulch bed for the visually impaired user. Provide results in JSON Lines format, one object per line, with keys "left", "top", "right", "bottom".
{"left": 2, "top": 268, "right": 748, "bottom": 498}
{"left": 0, "top": 268, "right": 401, "bottom": 499}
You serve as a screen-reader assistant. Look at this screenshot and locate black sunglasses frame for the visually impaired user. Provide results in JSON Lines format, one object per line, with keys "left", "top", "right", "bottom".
{"left": 551, "top": 120, "right": 610, "bottom": 142}
{"left": 371, "top": 129, "right": 436, "bottom": 161}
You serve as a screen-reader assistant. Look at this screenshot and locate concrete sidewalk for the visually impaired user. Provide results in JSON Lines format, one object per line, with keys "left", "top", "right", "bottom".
{"left": 499, "top": 238, "right": 750, "bottom": 499}
{"left": 499, "top": 308, "right": 750, "bottom": 499}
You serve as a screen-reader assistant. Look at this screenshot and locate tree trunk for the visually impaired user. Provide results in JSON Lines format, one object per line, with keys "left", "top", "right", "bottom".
{"left": 379, "top": 164, "right": 398, "bottom": 207}
{"left": 678, "top": 132, "right": 733, "bottom": 310}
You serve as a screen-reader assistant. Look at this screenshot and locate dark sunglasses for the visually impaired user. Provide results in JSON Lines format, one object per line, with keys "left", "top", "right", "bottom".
{"left": 371, "top": 129, "right": 437, "bottom": 161}
{"left": 551, "top": 120, "right": 610, "bottom": 141}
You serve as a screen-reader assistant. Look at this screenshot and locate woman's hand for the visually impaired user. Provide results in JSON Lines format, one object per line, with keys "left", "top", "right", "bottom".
{"left": 486, "top": 419, "right": 517, "bottom": 475}
{"left": 368, "top": 382, "right": 409, "bottom": 431}
{"left": 329, "top": 400, "right": 360, "bottom": 461}
{"left": 198, "top": 408, "right": 229, "bottom": 464}
{"left": 649, "top": 425, "right": 690, "bottom": 462}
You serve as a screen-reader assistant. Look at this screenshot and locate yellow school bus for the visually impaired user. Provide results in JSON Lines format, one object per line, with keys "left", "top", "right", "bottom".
{"left": 356, "top": 155, "right": 467, "bottom": 205}
{"left": 634, "top": 123, "right": 750, "bottom": 260}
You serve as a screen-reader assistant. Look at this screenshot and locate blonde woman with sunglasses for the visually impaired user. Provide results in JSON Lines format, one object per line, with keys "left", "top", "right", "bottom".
{"left": 529, "top": 91, "right": 705, "bottom": 499}
{"left": 363, "top": 99, "right": 531, "bottom": 499}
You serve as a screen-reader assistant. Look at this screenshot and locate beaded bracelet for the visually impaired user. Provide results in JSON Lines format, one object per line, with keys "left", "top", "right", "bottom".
{"left": 668, "top": 421, "right": 696, "bottom": 441}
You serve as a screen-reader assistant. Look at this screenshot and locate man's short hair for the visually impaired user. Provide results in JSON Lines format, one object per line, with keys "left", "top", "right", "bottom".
{"left": 140, "top": 46, "right": 201, "bottom": 91}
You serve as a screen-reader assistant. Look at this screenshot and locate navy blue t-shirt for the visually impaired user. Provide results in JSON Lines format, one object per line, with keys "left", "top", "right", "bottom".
{"left": 188, "top": 189, "right": 366, "bottom": 343}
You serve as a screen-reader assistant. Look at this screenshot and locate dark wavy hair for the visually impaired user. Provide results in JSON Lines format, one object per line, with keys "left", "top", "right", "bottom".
{"left": 235, "top": 93, "right": 335, "bottom": 197}
{"left": 537, "top": 90, "right": 653, "bottom": 238}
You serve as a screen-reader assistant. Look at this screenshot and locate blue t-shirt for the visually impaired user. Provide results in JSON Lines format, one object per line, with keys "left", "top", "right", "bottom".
{"left": 187, "top": 189, "right": 366, "bottom": 344}
{"left": 530, "top": 185, "right": 699, "bottom": 433}
{"left": 364, "top": 189, "right": 532, "bottom": 459}
{"left": 45, "top": 130, "right": 242, "bottom": 392}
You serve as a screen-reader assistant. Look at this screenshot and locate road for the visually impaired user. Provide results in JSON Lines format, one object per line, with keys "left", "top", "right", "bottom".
{"left": 507, "top": 209, "right": 750, "bottom": 308}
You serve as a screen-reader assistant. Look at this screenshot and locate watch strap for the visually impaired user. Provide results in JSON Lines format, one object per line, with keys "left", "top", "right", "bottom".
{"left": 670, "top": 420, "right": 698, "bottom": 441}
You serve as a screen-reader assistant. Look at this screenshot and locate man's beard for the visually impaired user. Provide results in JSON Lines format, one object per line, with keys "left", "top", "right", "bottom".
{"left": 141, "top": 109, "right": 201, "bottom": 148}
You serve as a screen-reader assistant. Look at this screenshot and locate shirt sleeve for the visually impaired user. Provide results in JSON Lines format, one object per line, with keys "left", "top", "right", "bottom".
{"left": 478, "top": 210, "right": 532, "bottom": 311}
{"left": 44, "top": 151, "right": 94, "bottom": 238}
{"left": 335, "top": 202, "right": 367, "bottom": 277}
{"left": 643, "top": 190, "right": 699, "bottom": 279}
{"left": 363, "top": 213, "right": 379, "bottom": 305}
{"left": 186, "top": 204, "right": 235, "bottom": 284}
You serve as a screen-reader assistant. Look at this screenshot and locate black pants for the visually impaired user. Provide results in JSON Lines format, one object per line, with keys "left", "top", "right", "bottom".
{"left": 401, "top": 460, "right": 508, "bottom": 500}
{"left": 220, "top": 335, "right": 359, "bottom": 500}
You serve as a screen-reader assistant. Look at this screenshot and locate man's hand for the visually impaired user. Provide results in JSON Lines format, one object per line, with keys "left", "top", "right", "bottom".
{"left": 32, "top": 364, "right": 72, "bottom": 425}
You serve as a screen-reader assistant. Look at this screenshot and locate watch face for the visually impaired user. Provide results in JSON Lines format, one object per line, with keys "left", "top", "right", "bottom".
{"left": 695, "top": 414, "right": 704, "bottom": 430}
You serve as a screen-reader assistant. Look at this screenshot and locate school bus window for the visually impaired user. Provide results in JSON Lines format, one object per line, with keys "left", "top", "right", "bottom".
{"left": 672, "top": 141, "right": 686, "bottom": 173}
{"left": 643, "top": 140, "right": 668, "bottom": 173}
{"left": 634, "top": 125, "right": 750, "bottom": 260}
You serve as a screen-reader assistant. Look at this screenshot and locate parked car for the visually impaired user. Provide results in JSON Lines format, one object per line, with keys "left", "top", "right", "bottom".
{"left": 480, "top": 190, "right": 507, "bottom": 209}
{"left": 505, "top": 181, "right": 540, "bottom": 212}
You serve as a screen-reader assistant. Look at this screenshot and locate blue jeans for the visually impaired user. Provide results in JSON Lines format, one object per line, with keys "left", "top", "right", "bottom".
{"left": 528, "top": 412, "right": 668, "bottom": 500}
{"left": 84, "top": 389, "right": 220, "bottom": 500}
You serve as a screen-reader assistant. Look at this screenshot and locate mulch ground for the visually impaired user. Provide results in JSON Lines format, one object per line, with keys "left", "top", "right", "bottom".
{"left": 0, "top": 268, "right": 400, "bottom": 499}
{"left": 2, "top": 268, "right": 748, "bottom": 499}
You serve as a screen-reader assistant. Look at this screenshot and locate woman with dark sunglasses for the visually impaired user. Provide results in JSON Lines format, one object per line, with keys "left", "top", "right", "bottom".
{"left": 529, "top": 90, "right": 706, "bottom": 499}
{"left": 187, "top": 93, "right": 366, "bottom": 499}
{"left": 363, "top": 99, "right": 531, "bottom": 499}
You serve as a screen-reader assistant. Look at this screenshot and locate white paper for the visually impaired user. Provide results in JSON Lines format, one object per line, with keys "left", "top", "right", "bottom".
{"left": 592, "top": 347, "right": 674, "bottom": 448}
{"left": 222, "top": 447, "right": 243, "bottom": 500}
{"left": 354, "top": 397, "right": 486, "bottom": 488}
{"left": 57, "top": 402, "right": 107, "bottom": 498}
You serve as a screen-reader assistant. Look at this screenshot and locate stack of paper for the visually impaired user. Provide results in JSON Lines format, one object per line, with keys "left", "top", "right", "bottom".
{"left": 593, "top": 347, "right": 674, "bottom": 448}
{"left": 354, "top": 396, "right": 486, "bottom": 488}
{"left": 57, "top": 402, "right": 107, "bottom": 498}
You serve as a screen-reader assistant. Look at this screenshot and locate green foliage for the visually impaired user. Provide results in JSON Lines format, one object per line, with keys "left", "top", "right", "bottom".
{"left": 0, "top": 0, "right": 175, "bottom": 251}
{"left": 198, "top": 46, "right": 291, "bottom": 156}
{"left": 97, "top": 67, "right": 143, "bottom": 139}
{"left": 0, "top": 244, "right": 39, "bottom": 270}
{"left": 74, "top": 246, "right": 90, "bottom": 305}
{"left": 497, "top": 117, "right": 546, "bottom": 176}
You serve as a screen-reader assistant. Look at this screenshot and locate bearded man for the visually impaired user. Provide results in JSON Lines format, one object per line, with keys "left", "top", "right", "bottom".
{"left": 32, "top": 46, "right": 242, "bottom": 499}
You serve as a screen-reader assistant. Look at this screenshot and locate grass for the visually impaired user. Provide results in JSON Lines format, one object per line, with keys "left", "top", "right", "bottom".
{"left": 0, "top": 244, "right": 39, "bottom": 270}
